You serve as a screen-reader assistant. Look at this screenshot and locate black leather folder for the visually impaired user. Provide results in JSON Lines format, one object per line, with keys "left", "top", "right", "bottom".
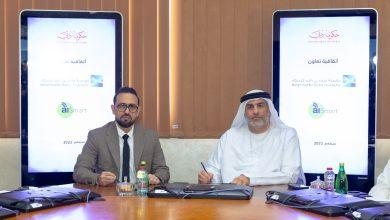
{"left": 346, "top": 204, "right": 390, "bottom": 220}
{"left": 148, "top": 183, "right": 253, "bottom": 200}
{"left": 266, "top": 189, "right": 383, "bottom": 217}
{"left": 0, "top": 185, "right": 101, "bottom": 212}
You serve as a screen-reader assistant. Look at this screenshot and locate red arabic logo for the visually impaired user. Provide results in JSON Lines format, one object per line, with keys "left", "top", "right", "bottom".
{"left": 57, "top": 30, "right": 87, "bottom": 41}
{"left": 309, "top": 30, "right": 339, "bottom": 40}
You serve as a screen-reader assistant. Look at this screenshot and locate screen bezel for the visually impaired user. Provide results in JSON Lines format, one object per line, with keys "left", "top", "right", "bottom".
{"left": 20, "top": 10, "right": 123, "bottom": 186}
{"left": 272, "top": 9, "right": 377, "bottom": 192}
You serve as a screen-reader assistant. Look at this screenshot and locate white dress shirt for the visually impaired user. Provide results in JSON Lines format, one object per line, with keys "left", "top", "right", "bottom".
{"left": 116, "top": 123, "right": 137, "bottom": 183}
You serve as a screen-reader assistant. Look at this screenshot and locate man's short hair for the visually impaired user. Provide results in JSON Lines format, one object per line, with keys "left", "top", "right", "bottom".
{"left": 113, "top": 87, "right": 140, "bottom": 105}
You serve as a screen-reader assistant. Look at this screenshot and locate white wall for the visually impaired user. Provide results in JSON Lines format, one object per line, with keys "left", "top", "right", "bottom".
{"left": 1, "top": 138, "right": 390, "bottom": 190}
{"left": 0, "top": 138, "right": 21, "bottom": 190}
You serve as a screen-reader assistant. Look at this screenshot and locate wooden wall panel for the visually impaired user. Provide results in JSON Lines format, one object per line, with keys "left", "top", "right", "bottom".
{"left": 21, "top": 0, "right": 33, "bottom": 9}
{"left": 178, "top": 0, "right": 194, "bottom": 136}
{"left": 219, "top": 0, "right": 236, "bottom": 132}
{"left": 157, "top": 0, "right": 170, "bottom": 136}
{"left": 141, "top": 0, "right": 158, "bottom": 131}
{"left": 169, "top": 0, "right": 181, "bottom": 137}
{"left": 88, "top": 0, "right": 102, "bottom": 11}
{"left": 313, "top": 0, "right": 332, "bottom": 8}
{"left": 126, "top": 0, "right": 170, "bottom": 136}
{"left": 205, "top": 0, "right": 221, "bottom": 135}
{"left": 129, "top": 0, "right": 147, "bottom": 127}
{"left": 331, "top": 0, "right": 356, "bottom": 8}
{"left": 102, "top": 0, "right": 116, "bottom": 11}
{"left": 74, "top": 0, "right": 88, "bottom": 10}
{"left": 0, "top": 0, "right": 5, "bottom": 135}
{"left": 32, "top": 0, "right": 47, "bottom": 9}
{"left": 355, "top": 0, "right": 370, "bottom": 8}
{"left": 233, "top": 0, "right": 249, "bottom": 98}
{"left": 130, "top": 0, "right": 143, "bottom": 92}
{"left": 260, "top": 0, "right": 274, "bottom": 92}
{"left": 4, "top": 0, "right": 20, "bottom": 137}
{"left": 289, "top": 0, "right": 315, "bottom": 8}
{"left": 275, "top": 0, "right": 290, "bottom": 9}
{"left": 193, "top": 0, "right": 207, "bottom": 136}
{"left": 116, "top": 0, "right": 129, "bottom": 85}
{"left": 47, "top": 0, "right": 60, "bottom": 9}
{"left": 61, "top": 0, "right": 74, "bottom": 10}
{"left": 247, "top": 0, "right": 262, "bottom": 90}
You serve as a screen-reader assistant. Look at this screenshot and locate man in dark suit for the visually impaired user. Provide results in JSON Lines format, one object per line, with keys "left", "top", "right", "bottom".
{"left": 73, "top": 87, "right": 169, "bottom": 186}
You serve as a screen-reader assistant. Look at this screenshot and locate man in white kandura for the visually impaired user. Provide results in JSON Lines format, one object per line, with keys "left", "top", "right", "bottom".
{"left": 369, "top": 159, "right": 390, "bottom": 200}
{"left": 198, "top": 89, "right": 305, "bottom": 186}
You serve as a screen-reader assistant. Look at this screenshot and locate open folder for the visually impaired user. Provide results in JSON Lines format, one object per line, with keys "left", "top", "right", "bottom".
{"left": 148, "top": 183, "right": 253, "bottom": 200}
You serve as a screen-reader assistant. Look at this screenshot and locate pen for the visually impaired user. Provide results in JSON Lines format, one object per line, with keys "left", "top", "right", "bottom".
{"left": 201, "top": 162, "right": 209, "bottom": 175}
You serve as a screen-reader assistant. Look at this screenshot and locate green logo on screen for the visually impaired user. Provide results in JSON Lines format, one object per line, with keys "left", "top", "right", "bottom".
{"left": 57, "top": 102, "right": 74, "bottom": 118}
{"left": 308, "top": 102, "right": 324, "bottom": 119}
{"left": 308, "top": 102, "right": 338, "bottom": 119}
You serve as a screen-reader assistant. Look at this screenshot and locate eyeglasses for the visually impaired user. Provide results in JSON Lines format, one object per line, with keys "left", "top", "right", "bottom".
{"left": 116, "top": 103, "right": 139, "bottom": 113}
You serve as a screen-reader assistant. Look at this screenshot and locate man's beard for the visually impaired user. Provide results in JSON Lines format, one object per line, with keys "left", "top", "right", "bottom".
{"left": 248, "top": 117, "right": 269, "bottom": 129}
{"left": 116, "top": 114, "right": 135, "bottom": 128}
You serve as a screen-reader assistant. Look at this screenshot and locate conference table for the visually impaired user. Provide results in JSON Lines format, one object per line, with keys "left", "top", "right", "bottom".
{"left": 9, "top": 184, "right": 347, "bottom": 219}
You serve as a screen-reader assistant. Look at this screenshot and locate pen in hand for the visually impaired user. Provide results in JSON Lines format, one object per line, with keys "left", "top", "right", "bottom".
{"left": 200, "top": 162, "right": 213, "bottom": 184}
{"left": 201, "top": 162, "right": 209, "bottom": 175}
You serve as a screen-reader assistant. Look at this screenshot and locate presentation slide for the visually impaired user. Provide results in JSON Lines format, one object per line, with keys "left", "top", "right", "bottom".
{"left": 279, "top": 16, "right": 370, "bottom": 175}
{"left": 27, "top": 17, "right": 117, "bottom": 172}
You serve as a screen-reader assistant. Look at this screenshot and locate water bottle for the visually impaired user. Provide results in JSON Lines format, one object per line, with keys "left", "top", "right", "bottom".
{"left": 324, "top": 167, "right": 335, "bottom": 191}
{"left": 137, "top": 161, "right": 149, "bottom": 196}
{"left": 309, "top": 176, "right": 324, "bottom": 189}
{"left": 335, "top": 162, "right": 348, "bottom": 194}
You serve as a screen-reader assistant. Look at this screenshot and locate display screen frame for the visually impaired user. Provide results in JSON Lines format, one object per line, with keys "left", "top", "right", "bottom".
{"left": 20, "top": 10, "right": 123, "bottom": 186}
{"left": 272, "top": 9, "right": 377, "bottom": 192}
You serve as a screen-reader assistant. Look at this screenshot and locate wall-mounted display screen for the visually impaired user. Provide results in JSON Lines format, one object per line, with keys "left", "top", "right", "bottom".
{"left": 273, "top": 9, "right": 377, "bottom": 191}
{"left": 20, "top": 10, "right": 122, "bottom": 186}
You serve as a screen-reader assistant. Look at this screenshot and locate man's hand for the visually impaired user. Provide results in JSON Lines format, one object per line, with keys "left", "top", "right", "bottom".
{"left": 97, "top": 171, "right": 116, "bottom": 186}
{"left": 198, "top": 170, "right": 213, "bottom": 184}
{"left": 231, "top": 174, "right": 250, "bottom": 186}
{"left": 148, "top": 174, "right": 161, "bottom": 185}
